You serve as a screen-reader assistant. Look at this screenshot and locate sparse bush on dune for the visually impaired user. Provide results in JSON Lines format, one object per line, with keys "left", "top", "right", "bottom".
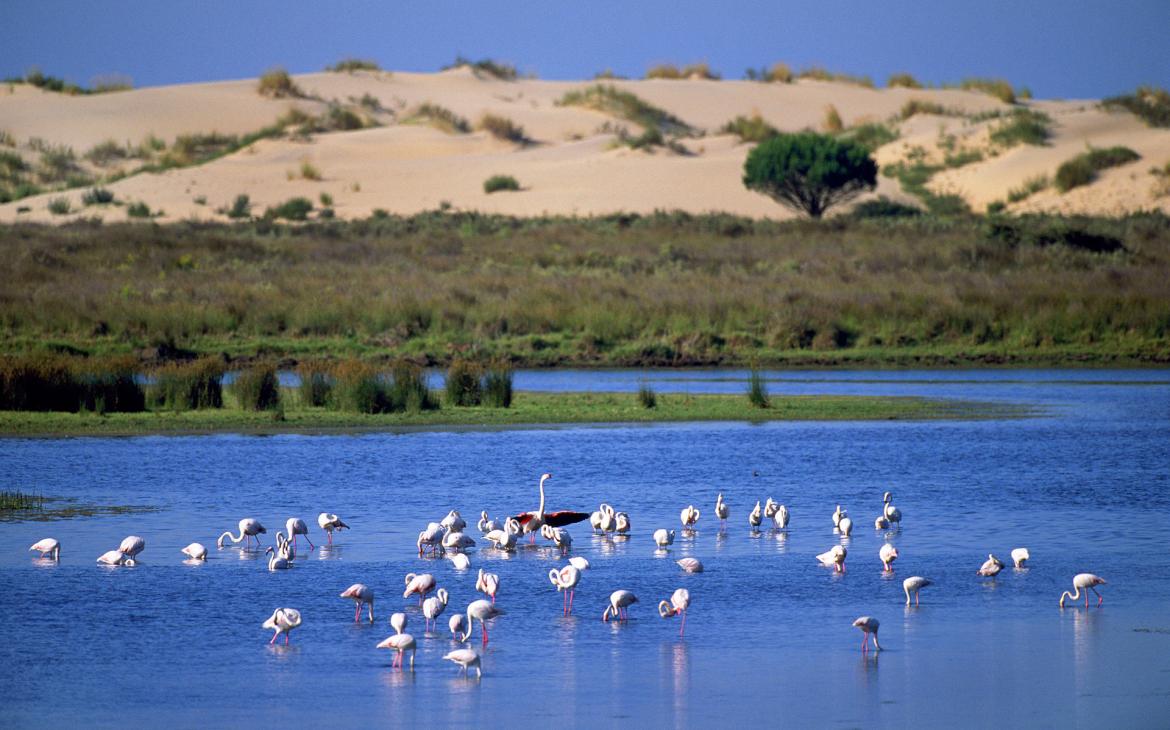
{"left": 265, "top": 197, "right": 314, "bottom": 220}
{"left": 484, "top": 174, "right": 520, "bottom": 194}
{"left": 84, "top": 139, "right": 142, "bottom": 167}
{"left": 1055, "top": 146, "right": 1141, "bottom": 193}
{"left": 477, "top": 113, "right": 531, "bottom": 144}
{"left": 222, "top": 194, "right": 252, "bottom": 219}
{"left": 81, "top": 187, "right": 114, "bottom": 206}
{"left": 442, "top": 56, "right": 518, "bottom": 80}
{"left": 899, "top": 99, "right": 955, "bottom": 119}
{"left": 299, "top": 160, "right": 322, "bottom": 181}
{"left": 557, "top": 84, "right": 694, "bottom": 136}
{"left": 743, "top": 63, "right": 793, "bottom": 83}
{"left": 955, "top": 78, "right": 1017, "bottom": 104}
{"left": 593, "top": 69, "right": 627, "bottom": 80}
{"left": 1103, "top": 85, "right": 1170, "bottom": 128}
{"left": 798, "top": 66, "right": 874, "bottom": 88}
{"left": 719, "top": 114, "right": 779, "bottom": 143}
{"left": 838, "top": 122, "right": 898, "bottom": 152}
{"left": 257, "top": 67, "right": 303, "bottom": 98}
{"left": 645, "top": 62, "right": 720, "bottom": 80}
{"left": 325, "top": 58, "right": 381, "bottom": 73}
{"left": 887, "top": 72, "right": 922, "bottom": 89}
{"left": 1152, "top": 161, "right": 1170, "bottom": 198}
{"left": 822, "top": 104, "right": 844, "bottom": 133}
{"left": 402, "top": 103, "right": 471, "bottom": 134}
{"left": 0, "top": 130, "right": 14, "bottom": 147}
{"left": 989, "top": 108, "right": 1051, "bottom": 147}
{"left": 90, "top": 74, "right": 133, "bottom": 93}
{"left": 1007, "top": 174, "right": 1049, "bottom": 203}
{"left": 47, "top": 197, "right": 71, "bottom": 215}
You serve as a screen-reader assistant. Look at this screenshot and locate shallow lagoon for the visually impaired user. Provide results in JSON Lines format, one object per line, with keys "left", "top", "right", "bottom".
{"left": 2, "top": 370, "right": 1169, "bottom": 728}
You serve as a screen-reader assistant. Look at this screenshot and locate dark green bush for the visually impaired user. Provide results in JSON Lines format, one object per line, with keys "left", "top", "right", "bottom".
{"left": 226, "top": 194, "right": 251, "bottom": 219}
{"left": 257, "top": 67, "right": 302, "bottom": 98}
{"left": 403, "top": 103, "right": 471, "bottom": 134}
{"left": 387, "top": 360, "right": 438, "bottom": 412}
{"left": 478, "top": 113, "right": 531, "bottom": 143}
{"left": 743, "top": 132, "right": 878, "bottom": 218}
{"left": 442, "top": 56, "right": 518, "bottom": 80}
{"left": 557, "top": 84, "right": 694, "bottom": 135}
{"left": 1055, "top": 147, "right": 1141, "bottom": 192}
{"left": 81, "top": 187, "right": 114, "bottom": 205}
{"left": 126, "top": 201, "right": 152, "bottom": 218}
{"left": 851, "top": 197, "right": 922, "bottom": 219}
{"left": 887, "top": 72, "right": 922, "bottom": 89}
{"left": 482, "top": 363, "right": 513, "bottom": 408}
{"left": 989, "top": 109, "right": 1051, "bottom": 147}
{"left": 637, "top": 383, "right": 657, "bottom": 408}
{"left": 747, "top": 369, "right": 769, "bottom": 408}
{"left": 296, "top": 361, "right": 333, "bottom": 406}
{"left": 47, "top": 197, "right": 71, "bottom": 215}
{"left": 152, "top": 358, "right": 224, "bottom": 410}
{"left": 266, "top": 197, "right": 313, "bottom": 220}
{"left": 1102, "top": 86, "right": 1170, "bottom": 128}
{"left": 446, "top": 359, "right": 482, "bottom": 406}
{"left": 326, "top": 58, "right": 380, "bottom": 72}
{"left": 719, "top": 114, "right": 779, "bottom": 143}
{"left": 984, "top": 216, "right": 1126, "bottom": 253}
{"left": 0, "top": 354, "right": 144, "bottom": 413}
{"left": 232, "top": 363, "right": 281, "bottom": 410}
{"left": 484, "top": 175, "right": 520, "bottom": 194}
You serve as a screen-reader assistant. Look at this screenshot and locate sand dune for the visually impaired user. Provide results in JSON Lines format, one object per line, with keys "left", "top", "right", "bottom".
{"left": 1, "top": 69, "right": 1167, "bottom": 222}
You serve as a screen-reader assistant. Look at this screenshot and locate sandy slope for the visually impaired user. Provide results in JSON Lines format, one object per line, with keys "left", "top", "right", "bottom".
{"left": 1, "top": 69, "right": 1167, "bottom": 222}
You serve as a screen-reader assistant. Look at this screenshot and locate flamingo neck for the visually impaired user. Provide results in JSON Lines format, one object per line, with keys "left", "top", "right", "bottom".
{"left": 1060, "top": 586, "right": 1080, "bottom": 606}
{"left": 538, "top": 476, "right": 547, "bottom": 516}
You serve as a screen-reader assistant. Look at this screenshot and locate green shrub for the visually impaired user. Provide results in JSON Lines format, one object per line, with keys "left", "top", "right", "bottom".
{"left": 81, "top": 187, "right": 114, "bottom": 205}
{"left": 719, "top": 114, "right": 779, "bottom": 143}
{"left": 637, "top": 383, "right": 657, "bottom": 408}
{"left": 1055, "top": 146, "right": 1141, "bottom": 193}
{"left": 299, "top": 160, "right": 322, "bottom": 180}
{"left": 557, "top": 84, "right": 694, "bottom": 135}
{"left": 747, "top": 369, "right": 769, "bottom": 408}
{"left": 798, "top": 67, "right": 874, "bottom": 88}
{"left": 152, "top": 358, "right": 224, "bottom": 410}
{"left": 387, "top": 360, "right": 438, "bottom": 412}
{"left": 887, "top": 72, "right": 922, "bottom": 89}
{"left": 851, "top": 197, "right": 922, "bottom": 218}
{"left": 84, "top": 139, "right": 135, "bottom": 166}
{"left": 232, "top": 364, "right": 281, "bottom": 410}
{"left": 743, "top": 132, "right": 878, "bottom": 218}
{"left": 126, "top": 201, "right": 152, "bottom": 218}
{"left": 257, "top": 67, "right": 302, "bottom": 98}
{"left": 985, "top": 216, "right": 1125, "bottom": 253}
{"left": 484, "top": 174, "right": 520, "bottom": 193}
{"left": 1007, "top": 174, "right": 1049, "bottom": 203}
{"left": 296, "top": 361, "right": 333, "bottom": 406}
{"left": 957, "top": 78, "right": 1017, "bottom": 104}
{"left": 443, "top": 56, "right": 518, "bottom": 80}
{"left": 989, "top": 108, "right": 1051, "bottom": 147}
{"left": 329, "top": 360, "right": 388, "bottom": 413}
{"left": 21, "top": 68, "right": 86, "bottom": 95}
{"left": 403, "top": 103, "right": 471, "bottom": 134}
{"left": 482, "top": 363, "right": 513, "bottom": 408}
{"left": 765, "top": 62, "right": 793, "bottom": 83}
{"left": 646, "top": 63, "right": 720, "bottom": 80}
{"left": 326, "top": 58, "right": 380, "bottom": 72}
{"left": 266, "top": 197, "right": 314, "bottom": 220}
{"left": 822, "top": 105, "right": 844, "bottom": 133}
{"left": 47, "top": 197, "right": 71, "bottom": 215}
{"left": 478, "top": 113, "right": 530, "bottom": 143}
{"left": 839, "top": 122, "right": 898, "bottom": 152}
{"left": 225, "top": 194, "right": 251, "bottom": 219}
{"left": 899, "top": 99, "right": 952, "bottom": 119}
{"left": 445, "top": 359, "right": 482, "bottom": 406}
{"left": 319, "top": 192, "right": 333, "bottom": 206}
{"left": 0, "top": 354, "right": 144, "bottom": 413}
{"left": 1102, "top": 86, "right": 1170, "bottom": 128}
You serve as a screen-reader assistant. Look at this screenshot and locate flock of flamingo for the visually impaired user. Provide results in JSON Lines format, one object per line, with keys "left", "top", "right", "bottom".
{"left": 26, "top": 472, "right": 1107, "bottom": 675}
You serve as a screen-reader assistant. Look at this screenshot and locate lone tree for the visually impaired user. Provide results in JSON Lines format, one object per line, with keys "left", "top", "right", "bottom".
{"left": 743, "top": 132, "right": 877, "bottom": 218}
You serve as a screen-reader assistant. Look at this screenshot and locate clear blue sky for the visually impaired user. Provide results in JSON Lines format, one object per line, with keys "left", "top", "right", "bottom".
{"left": 2, "top": 0, "right": 1167, "bottom": 98}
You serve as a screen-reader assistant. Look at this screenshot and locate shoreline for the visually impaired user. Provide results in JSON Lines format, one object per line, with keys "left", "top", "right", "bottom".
{"left": 0, "top": 391, "right": 1029, "bottom": 438}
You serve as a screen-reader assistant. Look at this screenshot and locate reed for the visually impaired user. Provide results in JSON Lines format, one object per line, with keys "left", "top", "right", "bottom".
{"left": 0, "top": 354, "right": 144, "bottom": 413}
{"left": 232, "top": 363, "right": 281, "bottom": 411}
{"left": 330, "top": 360, "right": 389, "bottom": 413}
{"left": 387, "top": 361, "right": 438, "bottom": 412}
{"left": 446, "top": 359, "right": 483, "bottom": 406}
{"left": 0, "top": 490, "right": 43, "bottom": 511}
{"left": 151, "top": 358, "right": 224, "bottom": 410}
{"left": 295, "top": 361, "right": 333, "bottom": 406}
{"left": 747, "top": 369, "right": 770, "bottom": 408}
{"left": 482, "top": 363, "right": 513, "bottom": 408}
{"left": 637, "top": 383, "right": 657, "bottom": 408}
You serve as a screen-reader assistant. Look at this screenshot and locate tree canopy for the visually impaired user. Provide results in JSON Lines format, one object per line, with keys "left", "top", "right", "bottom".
{"left": 742, "top": 132, "right": 877, "bottom": 218}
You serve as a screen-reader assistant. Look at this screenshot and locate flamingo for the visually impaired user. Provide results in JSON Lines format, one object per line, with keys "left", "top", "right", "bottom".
{"left": 478, "top": 511, "right": 502, "bottom": 534}
{"left": 763, "top": 498, "right": 779, "bottom": 519}
{"left": 286, "top": 518, "right": 315, "bottom": 552}
{"left": 340, "top": 583, "right": 375, "bottom": 623}
{"left": 677, "top": 557, "right": 704, "bottom": 574}
{"left": 448, "top": 613, "right": 466, "bottom": 639}
{"left": 448, "top": 553, "right": 471, "bottom": 570}
{"left": 1060, "top": 574, "right": 1106, "bottom": 608}
{"left": 614, "top": 511, "right": 631, "bottom": 536}
{"left": 977, "top": 554, "right": 1005, "bottom": 577}
{"left": 512, "top": 473, "right": 589, "bottom": 544}
{"left": 602, "top": 590, "right": 638, "bottom": 622}
{"left": 680, "top": 505, "right": 701, "bottom": 528}
{"left": 589, "top": 506, "right": 606, "bottom": 533}
{"left": 403, "top": 572, "right": 436, "bottom": 604}
{"left": 181, "top": 542, "right": 208, "bottom": 561}
{"left": 476, "top": 568, "right": 500, "bottom": 603}
{"left": 441, "top": 510, "right": 466, "bottom": 533}
{"left": 883, "top": 492, "right": 902, "bottom": 527}
{"left": 97, "top": 549, "right": 135, "bottom": 566}
{"left": 423, "top": 588, "right": 450, "bottom": 631}
{"left": 442, "top": 530, "right": 475, "bottom": 553}
{"left": 417, "top": 522, "right": 444, "bottom": 557}
{"left": 462, "top": 599, "right": 505, "bottom": 645}
{"left": 748, "top": 501, "right": 762, "bottom": 531}
{"left": 377, "top": 633, "right": 416, "bottom": 669}
{"left": 838, "top": 516, "right": 854, "bottom": 537}
{"left": 1011, "top": 548, "right": 1030, "bottom": 568}
{"left": 714, "top": 493, "right": 729, "bottom": 527}
{"left": 816, "top": 545, "right": 847, "bottom": 572}
{"left": 597, "top": 504, "right": 617, "bottom": 534}
{"left": 852, "top": 616, "right": 881, "bottom": 653}
{"left": 443, "top": 648, "right": 482, "bottom": 678}
{"left": 218, "top": 518, "right": 266, "bottom": 549}
{"left": 318, "top": 513, "right": 349, "bottom": 545}
{"left": 29, "top": 538, "right": 60, "bottom": 561}
{"left": 832, "top": 505, "right": 845, "bottom": 528}
{"left": 903, "top": 576, "right": 932, "bottom": 606}
{"left": 390, "top": 612, "right": 407, "bottom": 635}
{"left": 658, "top": 588, "right": 690, "bottom": 636}
{"left": 879, "top": 544, "right": 898, "bottom": 572}
{"left": 568, "top": 556, "right": 590, "bottom": 571}
{"left": 773, "top": 505, "right": 789, "bottom": 529}
{"left": 653, "top": 529, "right": 675, "bottom": 548}
{"left": 266, "top": 545, "right": 291, "bottom": 571}
{"left": 541, "top": 524, "right": 573, "bottom": 554}
{"left": 262, "top": 607, "right": 301, "bottom": 645}
{"left": 118, "top": 536, "right": 145, "bottom": 561}
{"left": 874, "top": 514, "right": 890, "bottom": 530}
{"left": 484, "top": 522, "right": 518, "bottom": 551}
{"left": 549, "top": 565, "right": 581, "bottom": 616}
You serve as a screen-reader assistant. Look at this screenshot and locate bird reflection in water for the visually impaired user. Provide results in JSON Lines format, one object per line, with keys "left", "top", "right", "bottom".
{"left": 681, "top": 528, "right": 698, "bottom": 541}
{"left": 668, "top": 641, "right": 690, "bottom": 720}
{"left": 771, "top": 529, "right": 789, "bottom": 553}
{"left": 316, "top": 544, "right": 343, "bottom": 560}
{"left": 1071, "top": 605, "right": 1102, "bottom": 670}
{"left": 380, "top": 667, "right": 417, "bottom": 689}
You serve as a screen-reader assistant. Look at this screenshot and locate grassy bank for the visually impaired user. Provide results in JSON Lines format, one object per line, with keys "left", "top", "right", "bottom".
{"left": 1, "top": 212, "right": 1168, "bottom": 367}
{"left": 0, "top": 390, "right": 1022, "bottom": 437}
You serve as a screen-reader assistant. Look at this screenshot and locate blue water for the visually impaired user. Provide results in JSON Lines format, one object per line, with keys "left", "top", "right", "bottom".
{"left": 1, "top": 369, "right": 1169, "bottom": 728}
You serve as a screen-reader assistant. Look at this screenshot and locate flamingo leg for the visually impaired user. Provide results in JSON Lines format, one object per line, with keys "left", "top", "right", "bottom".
{"left": 482, "top": 620, "right": 489, "bottom": 645}
{"left": 915, "top": 592, "right": 921, "bottom": 607}
{"left": 285, "top": 633, "right": 290, "bottom": 645}
{"left": 1094, "top": 588, "right": 1103, "bottom": 606}
{"left": 306, "top": 535, "right": 315, "bottom": 551}
{"left": 569, "top": 590, "right": 574, "bottom": 615}
{"left": 354, "top": 603, "right": 361, "bottom": 622}
{"left": 270, "top": 632, "right": 277, "bottom": 644}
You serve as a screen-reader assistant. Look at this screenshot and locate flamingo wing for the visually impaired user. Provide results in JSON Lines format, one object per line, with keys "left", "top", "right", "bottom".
{"left": 541, "top": 511, "right": 590, "bottom": 527}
